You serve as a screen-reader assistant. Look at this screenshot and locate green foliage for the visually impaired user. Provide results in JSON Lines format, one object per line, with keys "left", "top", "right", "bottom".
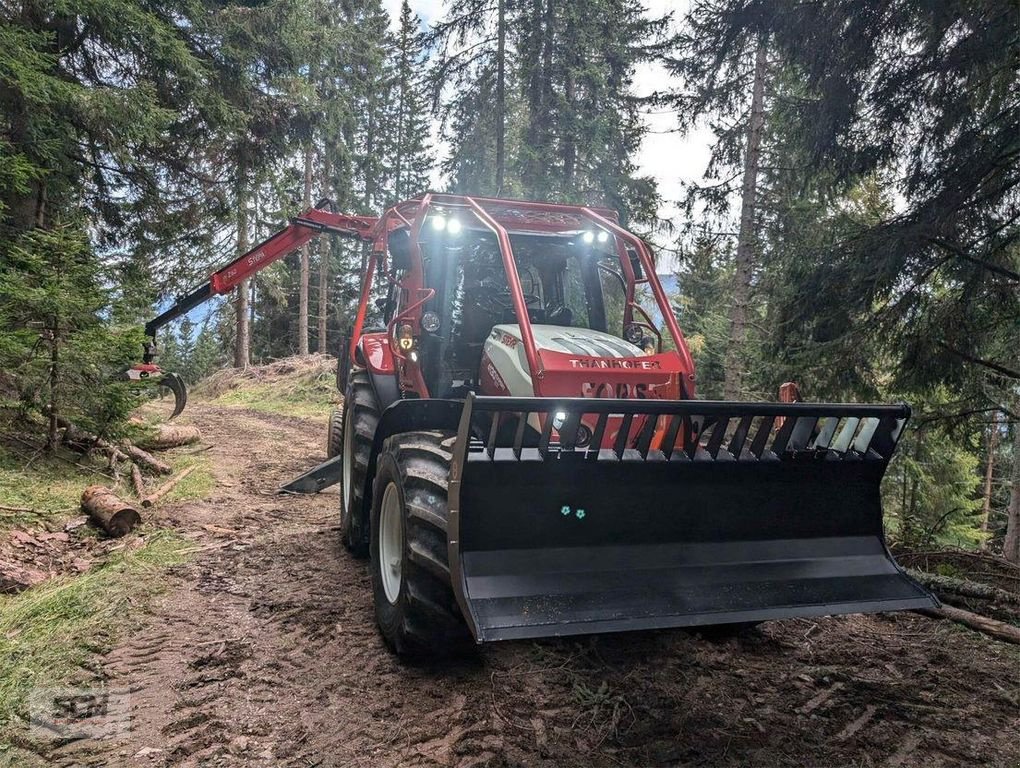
{"left": 884, "top": 395, "right": 985, "bottom": 549}
{"left": 0, "top": 225, "right": 143, "bottom": 438}
{"left": 432, "top": 0, "right": 665, "bottom": 224}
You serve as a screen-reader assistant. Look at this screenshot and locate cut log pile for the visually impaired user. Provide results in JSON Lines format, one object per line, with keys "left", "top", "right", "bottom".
{"left": 56, "top": 417, "right": 203, "bottom": 536}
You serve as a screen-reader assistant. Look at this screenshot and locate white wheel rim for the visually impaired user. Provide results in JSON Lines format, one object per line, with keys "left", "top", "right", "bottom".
{"left": 379, "top": 481, "right": 403, "bottom": 604}
{"left": 341, "top": 407, "right": 354, "bottom": 515}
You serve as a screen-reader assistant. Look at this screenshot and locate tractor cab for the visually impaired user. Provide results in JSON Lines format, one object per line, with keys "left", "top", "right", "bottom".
{"left": 375, "top": 195, "right": 689, "bottom": 404}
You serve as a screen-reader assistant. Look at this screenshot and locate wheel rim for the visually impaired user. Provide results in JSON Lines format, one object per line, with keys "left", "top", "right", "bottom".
{"left": 379, "top": 482, "right": 403, "bottom": 604}
{"left": 341, "top": 406, "right": 354, "bottom": 516}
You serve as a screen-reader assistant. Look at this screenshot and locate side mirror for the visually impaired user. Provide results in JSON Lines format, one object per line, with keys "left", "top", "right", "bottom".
{"left": 387, "top": 228, "right": 412, "bottom": 272}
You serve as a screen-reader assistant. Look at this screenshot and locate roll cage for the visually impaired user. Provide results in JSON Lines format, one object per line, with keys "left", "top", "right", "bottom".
{"left": 353, "top": 193, "right": 697, "bottom": 399}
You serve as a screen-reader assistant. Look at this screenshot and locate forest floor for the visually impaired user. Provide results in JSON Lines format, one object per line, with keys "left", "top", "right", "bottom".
{"left": 3, "top": 359, "right": 1019, "bottom": 767}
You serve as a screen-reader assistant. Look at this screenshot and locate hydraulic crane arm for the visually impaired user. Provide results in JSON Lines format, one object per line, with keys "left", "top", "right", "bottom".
{"left": 131, "top": 205, "right": 377, "bottom": 418}
{"left": 143, "top": 205, "right": 378, "bottom": 349}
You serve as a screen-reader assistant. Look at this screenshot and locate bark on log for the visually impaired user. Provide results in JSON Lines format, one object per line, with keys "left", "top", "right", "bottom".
{"left": 917, "top": 604, "right": 1020, "bottom": 645}
{"left": 907, "top": 568, "right": 1020, "bottom": 606}
{"left": 131, "top": 464, "right": 146, "bottom": 498}
{"left": 81, "top": 485, "right": 141, "bottom": 537}
{"left": 122, "top": 443, "right": 171, "bottom": 475}
{"left": 137, "top": 424, "right": 201, "bottom": 451}
{"left": 142, "top": 466, "right": 196, "bottom": 508}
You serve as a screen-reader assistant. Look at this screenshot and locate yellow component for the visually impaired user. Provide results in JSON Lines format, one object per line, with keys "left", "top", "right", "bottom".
{"left": 397, "top": 323, "right": 415, "bottom": 351}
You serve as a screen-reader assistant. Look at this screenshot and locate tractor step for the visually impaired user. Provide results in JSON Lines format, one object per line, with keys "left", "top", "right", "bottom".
{"left": 447, "top": 395, "right": 937, "bottom": 642}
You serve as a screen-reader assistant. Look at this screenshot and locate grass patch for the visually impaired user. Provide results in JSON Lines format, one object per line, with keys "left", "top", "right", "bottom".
{"left": 191, "top": 354, "right": 340, "bottom": 419}
{"left": 0, "top": 446, "right": 107, "bottom": 534}
{"left": 0, "top": 531, "right": 190, "bottom": 737}
{"left": 164, "top": 451, "right": 215, "bottom": 503}
{"left": 211, "top": 380, "right": 337, "bottom": 419}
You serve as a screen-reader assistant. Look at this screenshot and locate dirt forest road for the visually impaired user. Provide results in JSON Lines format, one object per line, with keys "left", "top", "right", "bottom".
{"left": 56, "top": 405, "right": 1018, "bottom": 768}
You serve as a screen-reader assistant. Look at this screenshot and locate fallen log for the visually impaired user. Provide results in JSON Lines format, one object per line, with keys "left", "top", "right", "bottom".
{"left": 917, "top": 604, "right": 1020, "bottom": 645}
{"left": 131, "top": 464, "right": 146, "bottom": 498}
{"left": 137, "top": 424, "right": 201, "bottom": 451}
{"left": 907, "top": 568, "right": 1020, "bottom": 606}
{"left": 142, "top": 466, "right": 196, "bottom": 508}
{"left": 60, "top": 418, "right": 128, "bottom": 464}
{"left": 122, "top": 443, "right": 171, "bottom": 475}
{"left": 81, "top": 485, "right": 141, "bottom": 537}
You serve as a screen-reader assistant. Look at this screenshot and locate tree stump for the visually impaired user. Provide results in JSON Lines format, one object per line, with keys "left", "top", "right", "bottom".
{"left": 81, "top": 486, "right": 141, "bottom": 537}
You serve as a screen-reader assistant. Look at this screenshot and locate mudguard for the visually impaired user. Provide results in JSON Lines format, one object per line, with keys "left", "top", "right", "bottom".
{"left": 446, "top": 395, "right": 937, "bottom": 642}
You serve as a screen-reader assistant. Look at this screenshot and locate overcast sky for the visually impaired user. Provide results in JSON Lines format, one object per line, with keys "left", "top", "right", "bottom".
{"left": 381, "top": 0, "right": 715, "bottom": 239}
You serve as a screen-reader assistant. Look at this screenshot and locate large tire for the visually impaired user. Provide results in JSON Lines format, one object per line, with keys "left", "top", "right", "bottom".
{"left": 370, "top": 431, "right": 471, "bottom": 656}
{"left": 326, "top": 406, "right": 344, "bottom": 458}
{"left": 339, "top": 370, "right": 379, "bottom": 558}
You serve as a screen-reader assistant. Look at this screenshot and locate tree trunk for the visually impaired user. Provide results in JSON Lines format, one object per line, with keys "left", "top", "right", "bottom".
{"left": 1003, "top": 417, "right": 1020, "bottom": 564}
{"left": 299, "top": 140, "right": 313, "bottom": 355}
{"left": 234, "top": 182, "right": 250, "bottom": 369}
{"left": 980, "top": 412, "right": 1000, "bottom": 549}
{"left": 46, "top": 325, "right": 59, "bottom": 452}
{"left": 81, "top": 485, "right": 141, "bottom": 537}
{"left": 723, "top": 40, "right": 768, "bottom": 401}
{"left": 318, "top": 151, "right": 330, "bottom": 354}
{"left": 918, "top": 604, "right": 1020, "bottom": 645}
{"left": 495, "top": 0, "right": 506, "bottom": 193}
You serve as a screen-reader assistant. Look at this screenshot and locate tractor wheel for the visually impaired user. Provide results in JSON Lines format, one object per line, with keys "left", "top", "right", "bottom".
{"left": 339, "top": 370, "right": 378, "bottom": 558}
{"left": 326, "top": 406, "right": 344, "bottom": 458}
{"left": 370, "top": 431, "right": 471, "bottom": 656}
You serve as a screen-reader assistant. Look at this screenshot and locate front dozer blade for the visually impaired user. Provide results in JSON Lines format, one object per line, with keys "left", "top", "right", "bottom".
{"left": 447, "top": 395, "right": 936, "bottom": 643}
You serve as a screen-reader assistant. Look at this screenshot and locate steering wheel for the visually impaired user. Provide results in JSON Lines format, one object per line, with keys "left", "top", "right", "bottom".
{"left": 479, "top": 286, "right": 541, "bottom": 312}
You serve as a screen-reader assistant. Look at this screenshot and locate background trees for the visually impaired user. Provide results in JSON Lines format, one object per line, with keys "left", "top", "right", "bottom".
{"left": 0, "top": 0, "right": 1015, "bottom": 557}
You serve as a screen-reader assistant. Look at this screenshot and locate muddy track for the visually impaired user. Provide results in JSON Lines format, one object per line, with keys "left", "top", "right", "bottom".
{"left": 55, "top": 406, "right": 1018, "bottom": 767}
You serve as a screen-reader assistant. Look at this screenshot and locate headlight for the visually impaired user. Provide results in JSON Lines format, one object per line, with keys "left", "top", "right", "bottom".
{"left": 624, "top": 324, "right": 644, "bottom": 345}
{"left": 421, "top": 311, "right": 440, "bottom": 333}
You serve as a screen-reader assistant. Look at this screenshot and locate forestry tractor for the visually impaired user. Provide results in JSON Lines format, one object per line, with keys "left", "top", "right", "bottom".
{"left": 136, "top": 193, "right": 936, "bottom": 655}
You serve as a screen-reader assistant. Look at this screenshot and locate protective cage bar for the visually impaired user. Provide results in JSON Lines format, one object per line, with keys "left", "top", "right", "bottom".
{"left": 447, "top": 395, "right": 936, "bottom": 643}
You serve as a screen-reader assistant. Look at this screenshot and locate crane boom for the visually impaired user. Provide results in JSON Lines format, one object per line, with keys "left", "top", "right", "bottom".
{"left": 143, "top": 206, "right": 377, "bottom": 350}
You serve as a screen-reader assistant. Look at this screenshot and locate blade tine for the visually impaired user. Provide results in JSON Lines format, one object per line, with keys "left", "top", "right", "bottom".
{"left": 613, "top": 413, "right": 634, "bottom": 459}
{"left": 559, "top": 409, "right": 582, "bottom": 452}
{"left": 635, "top": 414, "right": 658, "bottom": 459}
{"left": 512, "top": 413, "right": 527, "bottom": 460}
{"left": 830, "top": 417, "right": 860, "bottom": 454}
{"left": 538, "top": 411, "right": 554, "bottom": 458}
{"left": 852, "top": 417, "right": 880, "bottom": 455}
{"left": 486, "top": 413, "right": 500, "bottom": 459}
{"left": 587, "top": 412, "right": 608, "bottom": 460}
{"left": 748, "top": 415, "right": 775, "bottom": 458}
{"left": 662, "top": 414, "right": 683, "bottom": 460}
{"left": 771, "top": 415, "right": 799, "bottom": 454}
{"left": 813, "top": 416, "right": 839, "bottom": 450}
{"left": 789, "top": 416, "right": 818, "bottom": 451}
{"left": 705, "top": 416, "right": 729, "bottom": 458}
{"left": 728, "top": 414, "right": 753, "bottom": 456}
{"left": 684, "top": 415, "right": 702, "bottom": 459}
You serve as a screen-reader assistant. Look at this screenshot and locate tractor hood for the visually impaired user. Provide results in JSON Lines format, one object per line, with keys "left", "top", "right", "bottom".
{"left": 481, "top": 324, "right": 683, "bottom": 400}
{"left": 494, "top": 324, "right": 645, "bottom": 359}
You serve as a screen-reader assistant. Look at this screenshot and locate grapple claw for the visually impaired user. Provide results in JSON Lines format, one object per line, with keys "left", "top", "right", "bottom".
{"left": 159, "top": 372, "right": 188, "bottom": 419}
